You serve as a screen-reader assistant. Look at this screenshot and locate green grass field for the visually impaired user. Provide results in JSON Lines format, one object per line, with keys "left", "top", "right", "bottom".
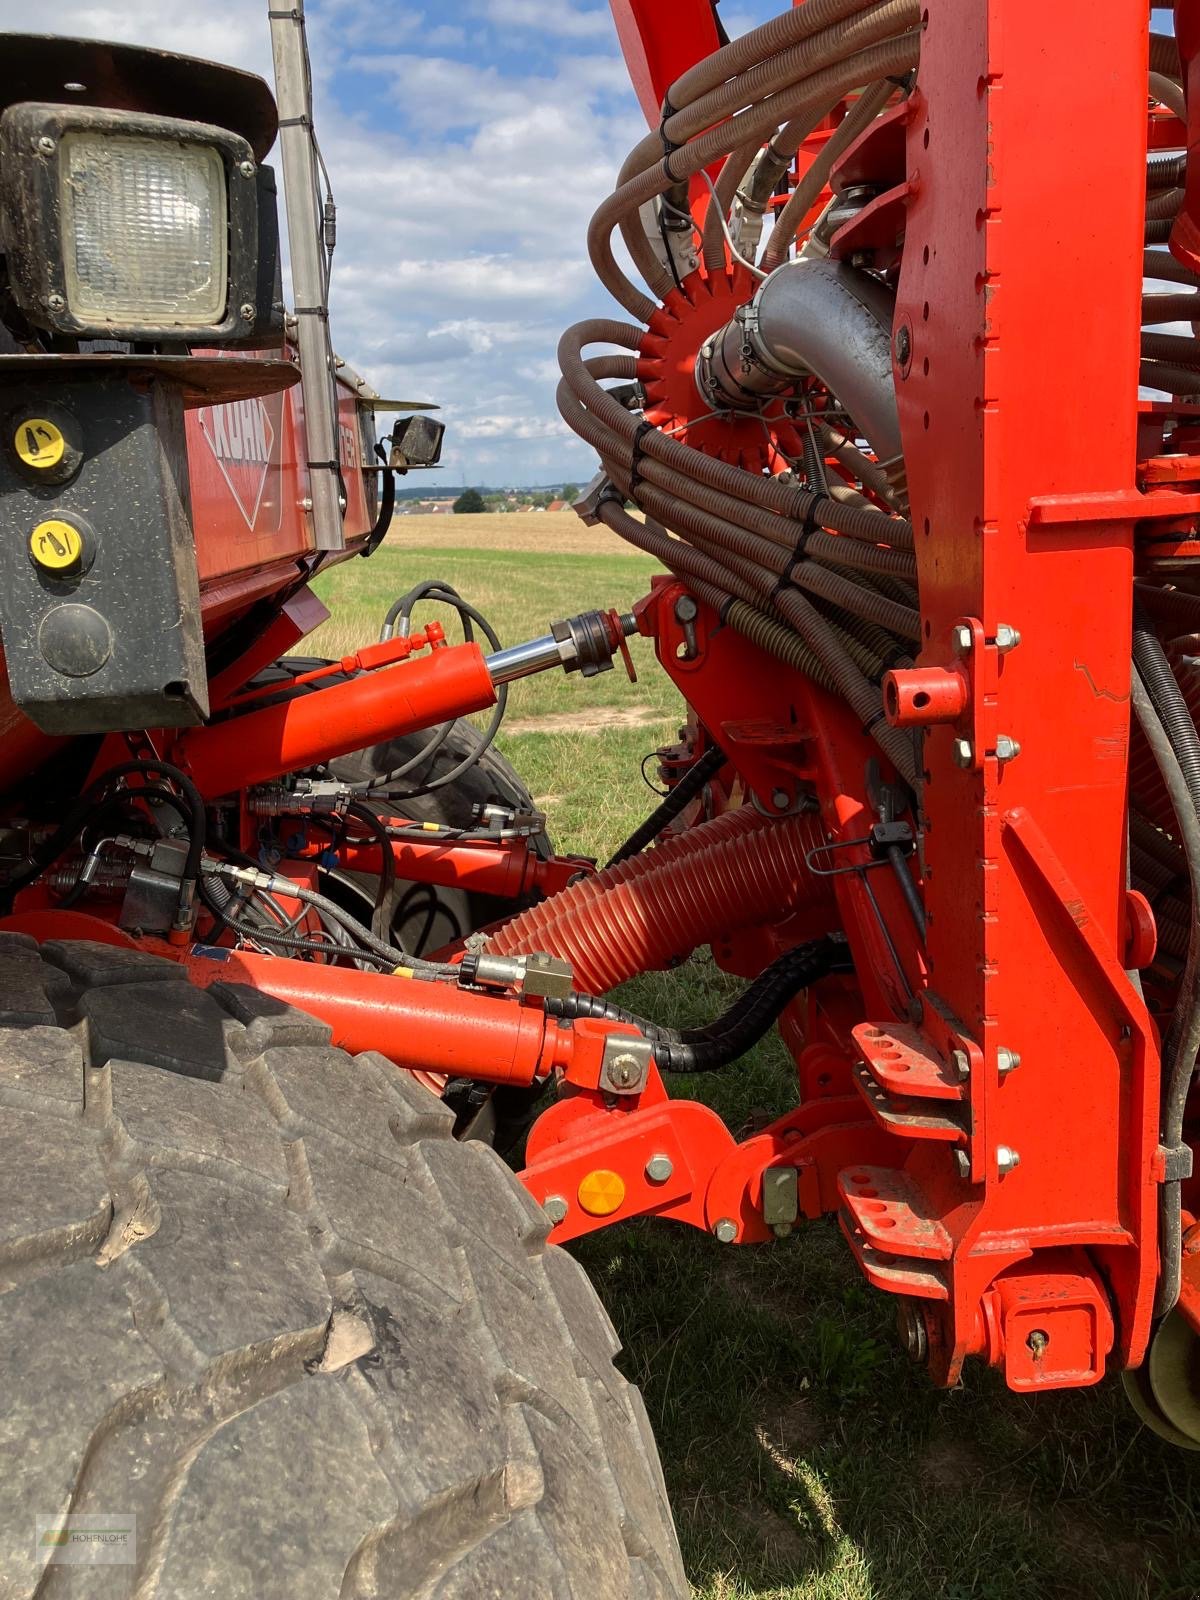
{"left": 313, "top": 518, "right": 1200, "bottom": 1600}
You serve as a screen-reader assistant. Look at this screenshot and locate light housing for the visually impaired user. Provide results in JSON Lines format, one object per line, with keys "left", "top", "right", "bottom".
{"left": 389, "top": 413, "right": 445, "bottom": 470}
{"left": 0, "top": 103, "right": 261, "bottom": 342}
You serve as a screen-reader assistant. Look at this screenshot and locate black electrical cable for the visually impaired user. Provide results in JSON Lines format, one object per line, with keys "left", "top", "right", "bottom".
{"left": 543, "top": 937, "right": 842, "bottom": 1071}
{"left": 360, "top": 440, "right": 396, "bottom": 558}
{"left": 345, "top": 799, "right": 396, "bottom": 940}
{"left": 606, "top": 744, "right": 727, "bottom": 867}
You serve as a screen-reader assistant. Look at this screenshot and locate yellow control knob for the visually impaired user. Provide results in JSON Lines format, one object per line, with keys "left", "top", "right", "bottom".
{"left": 577, "top": 1169, "right": 626, "bottom": 1217}
{"left": 14, "top": 418, "right": 66, "bottom": 471}
{"left": 29, "top": 519, "right": 85, "bottom": 572}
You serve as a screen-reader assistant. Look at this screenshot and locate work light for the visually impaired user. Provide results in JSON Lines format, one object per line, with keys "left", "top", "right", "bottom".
{"left": 0, "top": 104, "right": 261, "bottom": 342}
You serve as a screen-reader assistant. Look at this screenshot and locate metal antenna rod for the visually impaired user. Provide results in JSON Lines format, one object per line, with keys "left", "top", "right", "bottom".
{"left": 268, "top": 0, "right": 345, "bottom": 550}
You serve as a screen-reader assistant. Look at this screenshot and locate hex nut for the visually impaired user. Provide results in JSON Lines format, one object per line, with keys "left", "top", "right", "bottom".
{"left": 645, "top": 1153, "right": 673, "bottom": 1184}
{"left": 997, "top": 1046, "right": 1021, "bottom": 1076}
{"left": 543, "top": 1195, "right": 568, "bottom": 1224}
{"left": 951, "top": 623, "right": 973, "bottom": 655}
{"left": 997, "top": 1145, "right": 1021, "bottom": 1174}
{"left": 951, "top": 1047, "right": 970, "bottom": 1082}
{"left": 952, "top": 737, "right": 974, "bottom": 769}
{"left": 994, "top": 734, "right": 1021, "bottom": 763}
{"left": 994, "top": 623, "right": 1021, "bottom": 653}
{"left": 713, "top": 1218, "right": 738, "bottom": 1243}
{"left": 953, "top": 1149, "right": 971, "bottom": 1179}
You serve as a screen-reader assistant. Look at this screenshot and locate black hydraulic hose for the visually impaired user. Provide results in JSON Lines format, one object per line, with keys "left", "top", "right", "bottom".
{"left": 2, "top": 757, "right": 205, "bottom": 908}
{"left": 544, "top": 937, "right": 842, "bottom": 1071}
{"left": 606, "top": 744, "right": 727, "bottom": 867}
{"left": 345, "top": 799, "right": 396, "bottom": 941}
{"left": 1131, "top": 667, "right": 1200, "bottom": 1317}
{"left": 1134, "top": 606, "right": 1200, "bottom": 813}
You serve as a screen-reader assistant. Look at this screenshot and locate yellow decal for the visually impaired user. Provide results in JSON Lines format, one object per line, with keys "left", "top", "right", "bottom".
{"left": 30, "top": 519, "right": 84, "bottom": 571}
{"left": 15, "top": 418, "right": 66, "bottom": 470}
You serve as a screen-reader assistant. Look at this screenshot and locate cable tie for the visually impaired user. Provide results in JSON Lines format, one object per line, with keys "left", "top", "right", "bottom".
{"left": 277, "top": 115, "right": 312, "bottom": 129}
{"left": 292, "top": 305, "right": 330, "bottom": 319}
{"left": 629, "top": 419, "right": 655, "bottom": 494}
{"left": 861, "top": 709, "right": 887, "bottom": 733}
{"left": 718, "top": 594, "right": 737, "bottom": 625}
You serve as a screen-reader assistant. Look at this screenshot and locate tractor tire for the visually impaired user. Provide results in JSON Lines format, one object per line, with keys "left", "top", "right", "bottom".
{"left": 246, "top": 657, "right": 552, "bottom": 953}
{"left": 0, "top": 934, "right": 687, "bottom": 1600}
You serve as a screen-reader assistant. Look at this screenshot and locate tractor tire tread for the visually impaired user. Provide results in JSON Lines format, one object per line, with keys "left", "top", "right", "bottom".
{"left": 0, "top": 938, "right": 685, "bottom": 1600}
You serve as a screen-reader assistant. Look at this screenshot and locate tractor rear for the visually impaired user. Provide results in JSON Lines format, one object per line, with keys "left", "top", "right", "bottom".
{"left": 1, "top": 1, "right": 1198, "bottom": 1595}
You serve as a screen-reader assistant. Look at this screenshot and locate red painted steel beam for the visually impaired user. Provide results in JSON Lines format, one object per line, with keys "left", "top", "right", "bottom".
{"left": 607, "top": 0, "right": 721, "bottom": 126}
{"left": 893, "top": 0, "right": 1157, "bottom": 1378}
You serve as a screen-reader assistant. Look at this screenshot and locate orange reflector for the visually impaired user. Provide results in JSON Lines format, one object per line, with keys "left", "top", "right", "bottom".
{"left": 577, "top": 1168, "right": 625, "bottom": 1217}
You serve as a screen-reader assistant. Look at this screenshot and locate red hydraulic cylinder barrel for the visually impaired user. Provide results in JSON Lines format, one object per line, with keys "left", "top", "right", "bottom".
{"left": 337, "top": 836, "right": 547, "bottom": 899}
{"left": 176, "top": 642, "right": 497, "bottom": 798}
{"left": 184, "top": 946, "right": 566, "bottom": 1085}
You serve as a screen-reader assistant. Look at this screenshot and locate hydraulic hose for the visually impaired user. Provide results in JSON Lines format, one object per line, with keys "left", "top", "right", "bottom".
{"left": 485, "top": 809, "right": 835, "bottom": 993}
{"left": 606, "top": 744, "right": 727, "bottom": 867}
{"left": 1131, "top": 668, "right": 1200, "bottom": 1318}
{"left": 543, "top": 937, "right": 844, "bottom": 1071}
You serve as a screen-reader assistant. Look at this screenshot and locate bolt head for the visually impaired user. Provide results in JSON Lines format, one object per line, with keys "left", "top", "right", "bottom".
{"left": 606, "top": 1052, "right": 641, "bottom": 1089}
{"left": 645, "top": 1153, "right": 673, "bottom": 1184}
{"left": 950, "top": 1047, "right": 970, "bottom": 1082}
{"left": 46, "top": 293, "right": 66, "bottom": 312}
{"left": 996, "top": 1046, "right": 1021, "bottom": 1076}
{"left": 951, "top": 623, "right": 973, "bottom": 655}
{"left": 994, "top": 734, "right": 1021, "bottom": 763}
{"left": 239, "top": 159, "right": 256, "bottom": 178}
{"left": 997, "top": 1144, "right": 1020, "bottom": 1174}
{"left": 894, "top": 325, "right": 912, "bottom": 366}
{"left": 952, "top": 737, "right": 974, "bottom": 769}
{"left": 771, "top": 788, "right": 790, "bottom": 811}
{"left": 36, "top": 135, "right": 55, "bottom": 156}
{"left": 713, "top": 1218, "right": 738, "bottom": 1244}
{"left": 239, "top": 302, "right": 256, "bottom": 322}
{"left": 953, "top": 1149, "right": 971, "bottom": 1179}
{"left": 994, "top": 623, "right": 1021, "bottom": 653}
{"left": 543, "top": 1195, "right": 568, "bottom": 1225}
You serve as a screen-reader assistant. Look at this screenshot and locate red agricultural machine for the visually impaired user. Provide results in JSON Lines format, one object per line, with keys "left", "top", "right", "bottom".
{"left": 2, "top": 0, "right": 1198, "bottom": 1593}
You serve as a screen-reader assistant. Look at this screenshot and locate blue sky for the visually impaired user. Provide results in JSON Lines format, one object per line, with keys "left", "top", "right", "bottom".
{"left": 0, "top": 0, "right": 776, "bottom": 485}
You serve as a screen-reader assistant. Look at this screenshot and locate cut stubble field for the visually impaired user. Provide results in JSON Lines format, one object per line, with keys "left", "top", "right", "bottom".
{"left": 312, "top": 514, "right": 1200, "bottom": 1600}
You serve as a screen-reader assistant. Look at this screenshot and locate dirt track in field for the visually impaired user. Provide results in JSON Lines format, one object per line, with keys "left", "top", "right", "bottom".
{"left": 390, "top": 510, "right": 644, "bottom": 556}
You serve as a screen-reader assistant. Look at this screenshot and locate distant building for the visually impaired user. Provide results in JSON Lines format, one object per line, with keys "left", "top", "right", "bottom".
{"left": 546, "top": 499, "right": 567, "bottom": 513}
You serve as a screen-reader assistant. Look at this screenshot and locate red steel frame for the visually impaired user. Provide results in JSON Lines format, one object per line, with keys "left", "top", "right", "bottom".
{"left": 2, "top": 0, "right": 1190, "bottom": 1400}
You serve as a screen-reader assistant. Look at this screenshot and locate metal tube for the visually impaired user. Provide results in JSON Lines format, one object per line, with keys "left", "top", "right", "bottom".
{"left": 699, "top": 258, "right": 903, "bottom": 473}
{"left": 268, "top": 1, "right": 345, "bottom": 550}
{"left": 486, "top": 636, "right": 566, "bottom": 684}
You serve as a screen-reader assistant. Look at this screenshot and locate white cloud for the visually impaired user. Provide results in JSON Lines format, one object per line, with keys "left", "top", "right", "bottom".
{"left": 475, "top": 0, "right": 612, "bottom": 40}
